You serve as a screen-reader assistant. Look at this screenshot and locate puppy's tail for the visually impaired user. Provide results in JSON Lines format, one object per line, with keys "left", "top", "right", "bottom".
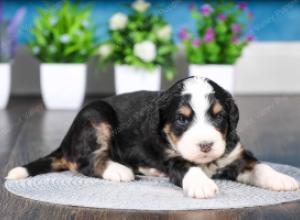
{"left": 5, "top": 147, "right": 75, "bottom": 180}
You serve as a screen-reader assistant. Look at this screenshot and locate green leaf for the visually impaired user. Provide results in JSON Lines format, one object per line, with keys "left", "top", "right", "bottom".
{"left": 28, "top": 0, "right": 98, "bottom": 63}
{"left": 98, "top": 1, "right": 177, "bottom": 80}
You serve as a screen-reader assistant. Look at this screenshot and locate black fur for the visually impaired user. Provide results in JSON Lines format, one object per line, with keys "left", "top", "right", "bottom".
{"left": 213, "top": 150, "right": 258, "bottom": 180}
{"left": 19, "top": 77, "right": 258, "bottom": 189}
{"left": 207, "top": 79, "right": 240, "bottom": 153}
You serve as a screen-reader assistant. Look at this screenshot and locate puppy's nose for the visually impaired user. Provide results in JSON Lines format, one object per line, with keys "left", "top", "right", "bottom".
{"left": 199, "top": 142, "right": 213, "bottom": 153}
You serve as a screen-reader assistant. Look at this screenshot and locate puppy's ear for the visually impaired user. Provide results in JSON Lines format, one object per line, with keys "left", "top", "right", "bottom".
{"left": 206, "top": 78, "right": 240, "bottom": 151}
{"left": 226, "top": 96, "right": 239, "bottom": 132}
{"left": 145, "top": 84, "right": 180, "bottom": 134}
{"left": 158, "top": 79, "right": 185, "bottom": 111}
{"left": 225, "top": 95, "right": 240, "bottom": 151}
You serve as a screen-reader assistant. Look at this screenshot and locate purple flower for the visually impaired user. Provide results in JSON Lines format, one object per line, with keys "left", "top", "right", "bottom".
{"left": 231, "top": 36, "right": 240, "bottom": 44}
{"left": 217, "top": 13, "right": 226, "bottom": 21}
{"left": 7, "top": 7, "right": 26, "bottom": 34}
{"left": 204, "top": 28, "right": 214, "bottom": 42}
{"left": 231, "top": 23, "right": 241, "bottom": 33}
{"left": 238, "top": 2, "right": 247, "bottom": 11}
{"left": 7, "top": 7, "right": 26, "bottom": 58}
{"left": 192, "top": 38, "right": 201, "bottom": 47}
{"left": 200, "top": 4, "right": 213, "bottom": 16}
{"left": 178, "top": 27, "right": 189, "bottom": 40}
{"left": 246, "top": 35, "right": 255, "bottom": 42}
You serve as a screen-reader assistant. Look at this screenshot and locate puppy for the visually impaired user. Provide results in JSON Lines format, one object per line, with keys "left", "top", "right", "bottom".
{"left": 6, "top": 77, "right": 299, "bottom": 199}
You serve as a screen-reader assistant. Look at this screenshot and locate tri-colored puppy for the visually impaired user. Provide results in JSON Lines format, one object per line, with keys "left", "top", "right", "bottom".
{"left": 6, "top": 77, "right": 299, "bottom": 198}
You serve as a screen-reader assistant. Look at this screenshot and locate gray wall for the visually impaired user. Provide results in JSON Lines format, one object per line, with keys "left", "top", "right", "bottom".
{"left": 235, "top": 42, "right": 300, "bottom": 94}
{"left": 10, "top": 42, "right": 300, "bottom": 96}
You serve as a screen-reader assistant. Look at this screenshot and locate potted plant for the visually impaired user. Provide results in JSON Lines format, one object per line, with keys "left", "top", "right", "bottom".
{"left": 0, "top": 2, "right": 25, "bottom": 109}
{"left": 28, "top": 1, "right": 98, "bottom": 110}
{"left": 179, "top": 2, "right": 254, "bottom": 93}
{"left": 99, "top": 0, "right": 177, "bottom": 94}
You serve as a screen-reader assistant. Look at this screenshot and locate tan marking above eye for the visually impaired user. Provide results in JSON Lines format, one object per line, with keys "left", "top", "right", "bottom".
{"left": 178, "top": 105, "right": 192, "bottom": 117}
{"left": 212, "top": 101, "right": 223, "bottom": 115}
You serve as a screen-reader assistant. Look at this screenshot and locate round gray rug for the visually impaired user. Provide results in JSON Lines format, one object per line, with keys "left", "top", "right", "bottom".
{"left": 4, "top": 163, "right": 300, "bottom": 210}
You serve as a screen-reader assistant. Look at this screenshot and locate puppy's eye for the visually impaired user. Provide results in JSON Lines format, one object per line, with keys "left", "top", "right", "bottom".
{"left": 176, "top": 114, "right": 189, "bottom": 126}
{"left": 215, "top": 113, "right": 224, "bottom": 120}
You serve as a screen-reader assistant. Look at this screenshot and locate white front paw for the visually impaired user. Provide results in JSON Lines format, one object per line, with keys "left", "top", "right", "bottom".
{"left": 182, "top": 167, "right": 219, "bottom": 199}
{"left": 254, "top": 164, "right": 299, "bottom": 191}
{"left": 102, "top": 161, "right": 135, "bottom": 182}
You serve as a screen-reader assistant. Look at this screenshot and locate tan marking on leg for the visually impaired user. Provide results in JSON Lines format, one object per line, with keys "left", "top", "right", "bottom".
{"left": 92, "top": 122, "right": 112, "bottom": 176}
{"left": 138, "top": 167, "right": 166, "bottom": 177}
{"left": 94, "top": 122, "right": 112, "bottom": 145}
{"left": 51, "top": 158, "right": 78, "bottom": 172}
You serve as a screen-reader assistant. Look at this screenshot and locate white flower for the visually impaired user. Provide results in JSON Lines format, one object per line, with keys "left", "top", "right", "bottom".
{"left": 49, "top": 45, "right": 57, "bottom": 54}
{"left": 75, "top": 30, "right": 82, "bottom": 36}
{"left": 156, "top": 25, "right": 172, "bottom": 40}
{"left": 80, "top": 49, "right": 86, "bottom": 55}
{"left": 132, "top": 0, "right": 151, "bottom": 13}
{"left": 81, "top": 20, "right": 89, "bottom": 28}
{"left": 109, "top": 13, "right": 128, "bottom": 30}
{"left": 98, "top": 44, "right": 112, "bottom": 57}
{"left": 49, "top": 17, "right": 58, "bottom": 26}
{"left": 134, "top": 41, "right": 156, "bottom": 62}
{"left": 60, "top": 34, "right": 70, "bottom": 44}
{"left": 32, "top": 46, "right": 40, "bottom": 54}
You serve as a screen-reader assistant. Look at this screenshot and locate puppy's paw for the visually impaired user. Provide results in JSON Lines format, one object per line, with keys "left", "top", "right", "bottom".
{"left": 102, "top": 161, "right": 135, "bottom": 182}
{"left": 182, "top": 167, "right": 219, "bottom": 199}
{"left": 253, "top": 164, "right": 299, "bottom": 191}
{"left": 6, "top": 167, "right": 29, "bottom": 180}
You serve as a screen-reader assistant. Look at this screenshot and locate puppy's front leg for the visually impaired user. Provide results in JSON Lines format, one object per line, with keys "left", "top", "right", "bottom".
{"left": 167, "top": 157, "right": 219, "bottom": 198}
{"left": 237, "top": 162, "right": 299, "bottom": 191}
{"left": 220, "top": 147, "right": 299, "bottom": 191}
{"left": 183, "top": 167, "right": 219, "bottom": 198}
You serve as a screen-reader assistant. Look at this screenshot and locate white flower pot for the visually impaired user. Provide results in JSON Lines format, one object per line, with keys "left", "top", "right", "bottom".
{"left": 40, "top": 64, "right": 87, "bottom": 110}
{"left": 189, "top": 64, "right": 234, "bottom": 93}
{"left": 0, "top": 63, "right": 11, "bottom": 109}
{"left": 114, "top": 65, "right": 161, "bottom": 94}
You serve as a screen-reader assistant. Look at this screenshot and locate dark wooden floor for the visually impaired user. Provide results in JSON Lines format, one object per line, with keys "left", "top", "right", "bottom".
{"left": 1, "top": 96, "right": 300, "bottom": 220}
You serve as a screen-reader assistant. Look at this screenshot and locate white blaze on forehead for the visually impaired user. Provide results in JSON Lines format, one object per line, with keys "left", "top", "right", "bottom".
{"left": 177, "top": 77, "right": 225, "bottom": 164}
{"left": 182, "top": 77, "right": 213, "bottom": 121}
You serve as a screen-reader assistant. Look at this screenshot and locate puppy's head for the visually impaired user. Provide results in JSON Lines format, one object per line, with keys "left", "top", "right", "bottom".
{"left": 161, "top": 77, "right": 239, "bottom": 164}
